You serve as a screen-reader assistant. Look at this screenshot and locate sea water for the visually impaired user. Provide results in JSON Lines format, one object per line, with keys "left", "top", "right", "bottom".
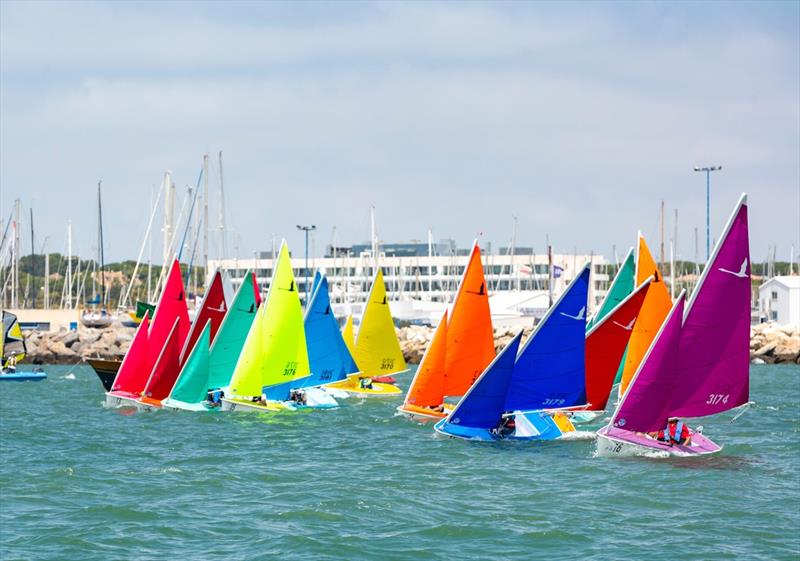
{"left": 1, "top": 364, "right": 798, "bottom": 561}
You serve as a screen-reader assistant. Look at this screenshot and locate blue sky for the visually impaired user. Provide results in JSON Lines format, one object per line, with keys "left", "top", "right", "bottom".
{"left": 1, "top": 1, "right": 798, "bottom": 263}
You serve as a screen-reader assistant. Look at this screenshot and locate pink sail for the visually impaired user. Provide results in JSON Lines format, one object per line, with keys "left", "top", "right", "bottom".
{"left": 142, "top": 319, "right": 182, "bottom": 401}
{"left": 179, "top": 271, "right": 226, "bottom": 364}
{"left": 148, "top": 259, "right": 190, "bottom": 367}
{"left": 612, "top": 295, "right": 685, "bottom": 433}
{"left": 671, "top": 195, "right": 751, "bottom": 418}
{"left": 110, "top": 313, "right": 150, "bottom": 395}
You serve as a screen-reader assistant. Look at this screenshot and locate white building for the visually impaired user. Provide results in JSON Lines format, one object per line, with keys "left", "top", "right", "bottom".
{"left": 759, "top": 276, "right": 800, "bottom": 326}
{"left": 209, "top": 246, "right": 610, "bottom": 328}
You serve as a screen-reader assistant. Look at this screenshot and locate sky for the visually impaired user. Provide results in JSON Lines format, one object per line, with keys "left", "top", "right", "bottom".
{"left": 1, "top": 0, "right": 798, "bottom": 264}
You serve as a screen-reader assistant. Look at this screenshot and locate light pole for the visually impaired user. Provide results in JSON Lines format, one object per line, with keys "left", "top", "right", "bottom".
{"left": 296, "top": 224, "right": 316, "bottom": 305}
{"left": 693, "top": 165, "right": 721, "bottom": 260}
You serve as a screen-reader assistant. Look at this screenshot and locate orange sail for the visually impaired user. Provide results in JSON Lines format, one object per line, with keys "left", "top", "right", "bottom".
{"left": 404, "top": 310, "right": 448, "bottom": 408}
{"left": 585, "top": 281, "right": 650, "bottom": 411}
{"left": 443, "top": 242, "right": 496, "bottom": 397}
{"left": 618, "top": 234, "right": 672, "bottom": 397}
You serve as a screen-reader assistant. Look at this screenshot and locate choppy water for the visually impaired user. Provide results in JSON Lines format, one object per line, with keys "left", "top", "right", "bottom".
{"left": 1, "top": 364, "right": 798, "bottom": 561}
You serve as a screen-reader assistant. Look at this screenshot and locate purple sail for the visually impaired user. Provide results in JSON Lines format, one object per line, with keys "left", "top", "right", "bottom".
{"left": 612, "top": 295, "right": 685, "bottom": 433}
{"left": 670, "top": 196, "right": 751, "bottom": 418}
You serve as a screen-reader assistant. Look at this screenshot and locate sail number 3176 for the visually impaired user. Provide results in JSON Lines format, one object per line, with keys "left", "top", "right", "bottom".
{"left": 706, "top": 393, "right": 729, "bottom": 405}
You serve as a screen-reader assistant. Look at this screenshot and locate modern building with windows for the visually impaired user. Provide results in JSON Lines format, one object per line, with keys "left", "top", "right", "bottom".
{"left": 209, "top": 241, "right": 610, "bottom": 328}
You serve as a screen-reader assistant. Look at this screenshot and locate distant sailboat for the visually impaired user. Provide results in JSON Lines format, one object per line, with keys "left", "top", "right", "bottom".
{"left": 324, "top": 270, "right": 406, "bottom": 397}
{"left": 398, "top": 242, "right": 495, "bottom": 420}
{"left": 1, "top": 311, "right": 45, "bottom": 381}
{"left": 597, "top": 194, "right": 751, "bottom": 457}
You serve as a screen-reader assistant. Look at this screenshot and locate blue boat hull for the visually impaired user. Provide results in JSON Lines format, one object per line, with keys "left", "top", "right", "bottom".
{"left": 0, "top": 371, "right": 47, "bottom": 382}
{"left": 433, "top": 412, "right": 564, "bottom": 441}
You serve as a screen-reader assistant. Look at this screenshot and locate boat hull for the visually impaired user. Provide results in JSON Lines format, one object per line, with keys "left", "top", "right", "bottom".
{"left": 0, "top": 370, "right": 46, "bottom": 382}
{"left": 86, "top": 358, "right": 121, "bottom": 392}
{"left": 396, "top": 403, "right": 452, "bottom": 422}
{"left": 161, "top": 398, "right": 211, "bottom": 412}
{"left": 596, "top": 425, "right": 722, "bottom": 458}
{"left": 434, "top": 411, "right": 569, "bottom": 442}
{"left": 220, "top": 398, "right": 290, "bottom": 413}
{"left": 104, "top": 391, "right": 148, "bottom": 411}
{"left": 323, "top": 379, "right": 402, "bottom": 398}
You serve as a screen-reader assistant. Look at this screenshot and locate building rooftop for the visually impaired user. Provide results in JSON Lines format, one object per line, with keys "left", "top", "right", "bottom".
{"left": 760, "top": 276, "right": 800, "bottom": 290}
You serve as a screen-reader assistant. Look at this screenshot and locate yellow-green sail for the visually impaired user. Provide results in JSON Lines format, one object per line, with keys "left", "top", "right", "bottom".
{"left": 229, "top": 241, "right": 310, "bottom": 397}
{"left": 342, "top": 315, "right": 356, "bottom": 358}
{"left": 354, "top": 270, "right": 407, "bottom": 376}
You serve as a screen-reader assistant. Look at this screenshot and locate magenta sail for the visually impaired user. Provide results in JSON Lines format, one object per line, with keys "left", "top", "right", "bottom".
{"left": 670, "top": 196, "right": 751, "bottom": 418}
{"left": 148, "top": 259, "right": 190, "bottom": 367}
{"left": 612, "top": 295, "right": 685, "bottom": 433}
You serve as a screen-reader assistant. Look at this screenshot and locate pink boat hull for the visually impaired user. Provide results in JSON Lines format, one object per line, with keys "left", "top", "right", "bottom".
{"left": 596, "top": 425, "right": 722, "bottom": 458}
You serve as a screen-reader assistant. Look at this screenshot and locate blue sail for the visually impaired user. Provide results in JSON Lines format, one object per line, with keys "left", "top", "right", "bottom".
{"left": 443, "top": 332, "right": 522, "bottom": 431}
{"left": 308, "top": 271, "right": 322, "bottom": 305}
{"left": 505, "top": 264, "right": 590, "bottom": 412}
{"left": 302, "top": 277, "right": 358, "bottom": 387}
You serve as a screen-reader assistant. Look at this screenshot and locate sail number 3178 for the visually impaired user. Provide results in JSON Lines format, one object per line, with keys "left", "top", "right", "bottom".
{"left": 706, "top": 393, "right": 729, "bottom": 405}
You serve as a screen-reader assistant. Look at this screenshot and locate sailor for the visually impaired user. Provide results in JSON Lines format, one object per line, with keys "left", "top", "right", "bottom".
{"left": 289, "top": 389, "right": 307, "bottom": 405}
{"left": 493, "top": 415, "right": 516, "bottom": 437}
{"left": 207, "top": 389, "right": 223, "bottom": 408}
{"left": 5, "top": 354, "right": 17, "bottom": 373}
{"left": 649, "top": 417, "right": 692, "bottom": 446}
{"left": 359, "top": 377, "right": 374, "bottom": 390}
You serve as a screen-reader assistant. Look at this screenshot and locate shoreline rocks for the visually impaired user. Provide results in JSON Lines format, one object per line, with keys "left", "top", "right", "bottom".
{"left": 20, "top": 321, "right": 800, "bottom": 366}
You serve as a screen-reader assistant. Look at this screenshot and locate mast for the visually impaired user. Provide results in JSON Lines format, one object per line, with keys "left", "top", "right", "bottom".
{"left": 427, "top": 228, "right": 433, "bottom": 298}
{"left": 98, "top": 181, "right": 106, "bottom": 307}
{"left": 547, "top": 235, "right": 553, "bottom": 307}
{"left": 13, "top": 198, "right": 20, "bottom": 308}
{"left": 218, "top": 151, "right": 227, "bottom": 262}
{"left": 163, "top": 170, "right": 174, "bottom": 267}
{"left": 28, "top": 207, "right": 34, "bottom": 308}
{"left": 66, "top": 220, "right": 72, "bottom": 310}
{"left": 370, "top": 205, "right": 377, "bottom": 275}
{"left": 44, "top": 250, "right": 49, "bottom": 310}
{"left": 511, "top": 215, "right": 518, "bottom": 291}
{"left": 203, "top": 153, "right": 209, "bottom": 279}
{"left": 659, "top": 200, "right": 665, "bottom": 278}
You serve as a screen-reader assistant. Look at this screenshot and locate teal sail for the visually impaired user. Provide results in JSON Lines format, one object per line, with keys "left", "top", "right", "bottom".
{"left": 587, "top": 247, "right": 635, "bottom": 330}
{"left": 302, "top": 276, "right": 358, "bottom": 387}
{"left": 167, "top": 321, "right": 211, "bottom": 405}
{"left": 207, "top": 270, "right": 260, "bottom": 389}
{"left": 505, "top": 264, "right": 590, "bottom": 411}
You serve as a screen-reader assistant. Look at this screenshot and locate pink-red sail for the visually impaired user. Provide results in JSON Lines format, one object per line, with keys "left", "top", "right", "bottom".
{"left": 671, "top": 197, "right": 751, "bottom": 418}
{"left": 142, "top": 319, "right": 183, "bottom": 401}
{"left": 180, "top": 271, "right": 226, "bottom": 363}
{"left": 147, "top": 260, "right": 190, "bottom": 369}
{"left": 110, "top": 313, "right": 150, "bottom": 395}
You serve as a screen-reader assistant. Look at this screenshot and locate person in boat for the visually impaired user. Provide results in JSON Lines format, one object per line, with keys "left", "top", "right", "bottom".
{"left": 648, "top": 417, "right": 692, "bottom": 446}
{"left": 251, "top": 393, "right": 268, "bottom": 406}
{"left": 4, "top": 353, "right": 17, "bottom": 373}
{"left": 289, "top": 389, "right": 307, "bottom": 406}
{"left": 359, "top": 377, "right": 374, "bottom": 390}
{"left": 429, "top": 404, "right": 445, "bottom": 413}
{"left": 492, "top": 415, "right": 516, "bottom": 437}
{"left": 206, "top": 389, "right": 223, "bottom": 408}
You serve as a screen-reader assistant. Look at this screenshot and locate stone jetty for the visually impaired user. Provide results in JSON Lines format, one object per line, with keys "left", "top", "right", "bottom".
{"left": 21, "top": 322, "right": 800, "bottom": 365}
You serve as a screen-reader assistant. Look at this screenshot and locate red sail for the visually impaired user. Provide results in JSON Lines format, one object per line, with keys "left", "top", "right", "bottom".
{"left": 111, "top": 313, "right": 150, "bottom": 395}
{"left": 147, "top": 259, "right": 190, "bottom": 368}
{"left": 584, "top": 281, "right": 651, "bottom": 411}
{"left": 142, "top": 319, "right": 182, "bottom": 401}
{"left": 180, "top": 271, "right": 227, "bottom": 364}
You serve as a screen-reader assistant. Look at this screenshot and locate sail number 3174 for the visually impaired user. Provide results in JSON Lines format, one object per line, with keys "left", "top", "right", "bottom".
{"left": 706, "top": 393, "right": 729, "bottom": 405}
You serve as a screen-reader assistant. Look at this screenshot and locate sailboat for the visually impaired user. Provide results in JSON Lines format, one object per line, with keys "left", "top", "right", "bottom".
{"left": 397, "top": 242, "right": 495, "bottom": 421}
{"left": 0, "top": 311, "right": 45, "bottom": 381}
{"left": 324, "top": 270, "right": 406, "bottom": 397}
{"left": 105, "top": 260, "right": 190, "bottom": 408}
{"left": 81, "top": 181, "right": 114, "bottom": 328}
{"left": 302, "top": 275, "right": 359, "bottom": 388}
{"left": 162, "top": 270, "right": 261, "bottom": 411}
{"left": 137, "top": 270, "right": 228, "bottom": 409}
{"left": 434, "top": 265, "right": 591, "bottom": 441}
{"left": 221, "top": 241, "right": 326, "bottom": 412}
{"left": 597, "top": 194, "right": 751, "bottom": 457}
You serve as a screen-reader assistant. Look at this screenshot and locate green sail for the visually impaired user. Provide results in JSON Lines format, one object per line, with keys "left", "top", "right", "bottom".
{"left": 229, "top": 242, "right": 310, "bottom": 397}
{"left": 207, "top": 270, "right": 260, "bottom": 390}
{"left": 168, "top": 321, "right": 211, "bottom": 404}
{"left": 587, "top": 248, "right": 635, "bottom": 330}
